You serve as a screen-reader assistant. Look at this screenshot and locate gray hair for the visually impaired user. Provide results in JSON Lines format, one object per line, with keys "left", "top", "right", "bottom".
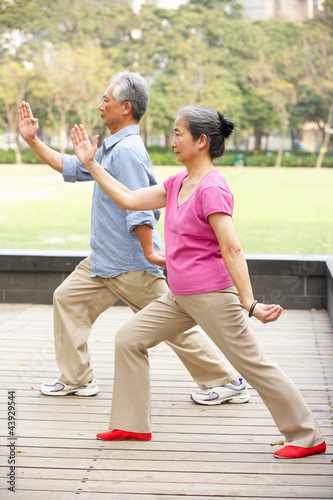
{"left": 110, "top": 71, "right": 150, "bottom": 122}
{"left": 176, "top": 105, "right": 235, "bottom": 159}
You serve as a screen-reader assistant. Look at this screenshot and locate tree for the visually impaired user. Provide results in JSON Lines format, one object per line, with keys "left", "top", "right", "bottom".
{"left": 187, "top": 0, "right": 242, "bottom": 17}
{"left": 289, "top": 90, "right": 327, "bottom": 153}
{"left": 247, "top": 21, "right": 303, "bottom": 166}
{"left": 1, "top": 0, "right": 330, "bottom": 162}
{"left": 29, "top": 47, "right": 81, "bottom": 153}
{"left": 302, "top": 1, "right": 333, "bottom": 167}
{"left": 69, "top": 46, "right": 120, "bottom": 139}
{"left": 0, "top": 60, "right": 33, "bottom": 162}
{"left": 242, "top": 92, "right": 277, "bottom": 152}
{"left": 0, "top": 0, "right": 134, "bottom": 49}
{"left": 123, "top": 4, "right": 244, "bottom": 142}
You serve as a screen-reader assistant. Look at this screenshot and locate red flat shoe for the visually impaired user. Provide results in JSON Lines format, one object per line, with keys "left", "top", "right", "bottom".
{"left": 96, "top": 429, "right": 152, "bottom": 441}
{"left": 274, "top": 441, "right": 326, "bottom": 459}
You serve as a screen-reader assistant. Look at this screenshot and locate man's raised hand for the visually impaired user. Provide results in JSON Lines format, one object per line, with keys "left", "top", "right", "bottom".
{"left": 17, "top": 101, "right": 39, "bottom": 141}
{"left": 71, "top": 124, "right": 99, "bottom": 169}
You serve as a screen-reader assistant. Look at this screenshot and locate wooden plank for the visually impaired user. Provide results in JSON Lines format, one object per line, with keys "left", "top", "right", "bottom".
{"left": 6, "top": 478, "right": 331, "bottom": 498}
{"left": 6, "top": 411, "right": 327, "bottom": 428}
{"left": 2, "top": 467, "right": 332, "bottom": 487}
{"left": 9, "top": 421, "right": 333, "bottom": 437}
{"left": 3, "top": 410, "right": 330, "bottom": 425}
{"left": 0, "top": 496, "right": 328, "bottom": 500}
{"left": 0, "top": 440, "right": 332, "bottom": 457}
{"left": 0, "top": 402, "right": 330, "bottom": 416}
{"left": 2, "top": 458, "right": 332, "bottom": 475}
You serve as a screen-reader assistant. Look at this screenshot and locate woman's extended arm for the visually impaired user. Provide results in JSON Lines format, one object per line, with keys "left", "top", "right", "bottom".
{"left": 208, "top": 212, "right": 283, "bottom": 324}
{"left": 71, "top": 124, "right": 167, "bottom": 211}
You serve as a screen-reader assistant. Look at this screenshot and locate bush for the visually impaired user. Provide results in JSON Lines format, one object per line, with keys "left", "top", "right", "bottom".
{"left": 1, "top": 146, "right": 332, "bottom": 168}
{"left": 281, "top": 155, "right": 309, "bottom": 167}
{"left": 214, "top": 153, "right": 237, "bottom": 166}
{"left": 322, "top": 156, "right": 333, "bottom": 168}
{"left": 147, "top": 145, "right": 168, "bottom": 153}
{"left": 0, "top": 149, "right": 49, "bottom": 164}
{"left": 149, "top": 151, "right": 178, "bottom": 166}
{"left": 21, "top": 149, "right": 45, "bottom": 164}
{"left": 245, "top": 155, "right": 275, "bottom": 167}
{"left": 0, "top": 150, "right": 16, "bottom": 163}
{"left": 279, "top": 154, "right": 332, "bottom": 168}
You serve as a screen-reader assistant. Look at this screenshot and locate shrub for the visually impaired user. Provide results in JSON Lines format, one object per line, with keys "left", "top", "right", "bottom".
{"left": 281, "top": 155, "right": 308, "bottom": 167}
{"left": 245, "top": 155, "right": 275, "bottom": 167}
{"left": 214, "top": 153, "right": 237, "bottom": 166}
{"left": 1, "top": 145, "right": 332, "bottom": 168}
{"left": 322, "top": 156, "right": 333, "bottom": 168}
{"left": 21, "top": 149, "right": 45, "bottom": 164}
{"left": 0, "top": 150, "right": 16, "bottom": 163}
{"left": 149, "top": 151, "right": 178, "bottom": 166}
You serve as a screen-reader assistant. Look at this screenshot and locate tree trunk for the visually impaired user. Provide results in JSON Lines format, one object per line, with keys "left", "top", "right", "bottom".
{"left": 291, "top": 129, "right": 301, "bottom": 154}
{"left": 315, "top": 103, "right": 333, "bottom": 169}
{"left": 164, "top": 133, "right": 171, "bottom": 152}
{"left": 254, "top": 129, "right": 263, "bottom": 153}
{"left": 275, "top": 123, "right": 287, "bottom": 168}
{"left": 14, "top": 133, "right": 22, "bottom": 164}
{"left": 59, "top": 125, "right": 67, "bottom": 154}
{"left": 244, "top": 132, "right": 249, "bottom": 152}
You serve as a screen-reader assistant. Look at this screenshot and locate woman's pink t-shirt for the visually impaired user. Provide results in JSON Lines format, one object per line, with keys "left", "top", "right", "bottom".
{"left": 163, "top": 169, "right": 235, "bottom": 295}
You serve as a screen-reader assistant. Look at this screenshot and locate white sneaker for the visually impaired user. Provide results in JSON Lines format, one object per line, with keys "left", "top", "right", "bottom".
{"left": 40, "top": 377, "right": 99, "bottom": 396}
{"left": 191, "top": 377, "right": 250, "bottom": 405}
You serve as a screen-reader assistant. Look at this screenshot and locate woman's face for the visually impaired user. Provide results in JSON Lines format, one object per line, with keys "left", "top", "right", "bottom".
{"left": 171, "top": 116, "right": 198, "bottom": 164}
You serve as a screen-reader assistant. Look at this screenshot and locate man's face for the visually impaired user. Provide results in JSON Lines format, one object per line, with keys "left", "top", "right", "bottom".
{"left": 98, "top": 83, "right": 125, "bottom": 133}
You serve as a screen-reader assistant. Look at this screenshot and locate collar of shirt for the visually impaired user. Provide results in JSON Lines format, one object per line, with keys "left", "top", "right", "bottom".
{"left": 103, "top": 124, "right": 140, "bottom": 151}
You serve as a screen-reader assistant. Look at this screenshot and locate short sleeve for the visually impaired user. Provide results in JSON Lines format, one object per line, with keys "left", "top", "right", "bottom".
{"left": 163, "top": 171, "right": 188, "bottom": 196}
{"left": 201, "top": 185, "right": 234, "bottom": 220}
{"left": 163, "top": 176, "right": 172, "bottom": 193}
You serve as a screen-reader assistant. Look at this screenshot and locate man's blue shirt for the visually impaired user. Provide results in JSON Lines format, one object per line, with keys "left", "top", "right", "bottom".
{"left": 62, "top": 125, "right": 164, "bottom": 278}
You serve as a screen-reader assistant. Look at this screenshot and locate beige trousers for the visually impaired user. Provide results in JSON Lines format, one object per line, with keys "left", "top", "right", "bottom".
{"left": 110, "top": 288, "right": 323, "bottom": 448}
{"left": 53, "top": 257, "right": 237, "bottom": 387}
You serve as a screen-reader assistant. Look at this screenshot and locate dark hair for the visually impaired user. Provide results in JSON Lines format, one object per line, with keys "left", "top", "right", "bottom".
{"left": 176, "top": 105, "right": 235, "bottom": 159}
{"left": 110, "top": 71, "right": 150, "bottom": 122}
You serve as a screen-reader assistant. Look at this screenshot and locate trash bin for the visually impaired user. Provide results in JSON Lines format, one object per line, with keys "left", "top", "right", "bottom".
{"left": 234, "top": 154, "right": 244, "bottom": 166}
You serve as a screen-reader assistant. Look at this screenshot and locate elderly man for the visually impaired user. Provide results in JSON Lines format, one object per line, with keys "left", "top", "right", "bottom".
{"left": 17, "top": 71, "right": 249, "bottom": 406}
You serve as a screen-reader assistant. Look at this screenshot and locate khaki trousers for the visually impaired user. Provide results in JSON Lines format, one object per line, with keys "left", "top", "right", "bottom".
{"left": 53, "top": 257, "right": 237, "bottom": 387}
{"left": 110, "top": 288, "right": 323, "bottom": 448}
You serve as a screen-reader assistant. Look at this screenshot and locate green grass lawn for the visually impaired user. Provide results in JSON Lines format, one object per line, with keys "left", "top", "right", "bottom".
{"left": 1, "top": 164, "right": 332, "bottom": 255}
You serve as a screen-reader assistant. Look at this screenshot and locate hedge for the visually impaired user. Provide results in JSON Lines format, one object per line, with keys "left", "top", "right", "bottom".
{"left": 1, "top": 148, "right": 332, "bottom": 167}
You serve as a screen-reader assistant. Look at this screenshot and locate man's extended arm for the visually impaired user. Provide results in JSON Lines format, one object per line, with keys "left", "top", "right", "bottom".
{"left": 134, "top": 224, "right": 166, "bottom": 269}
{"left": 17, "top": 101, "right": 63, "bottom": 173}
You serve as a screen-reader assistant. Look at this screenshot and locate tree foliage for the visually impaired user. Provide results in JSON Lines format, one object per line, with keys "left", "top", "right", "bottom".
{"left": 0, "top": 0, "right": 331, "bottom": 164}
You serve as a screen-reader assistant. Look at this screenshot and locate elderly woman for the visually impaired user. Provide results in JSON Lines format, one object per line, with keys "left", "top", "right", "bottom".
{"left": 71, "top": 105, "right": 325, "bottom": 459}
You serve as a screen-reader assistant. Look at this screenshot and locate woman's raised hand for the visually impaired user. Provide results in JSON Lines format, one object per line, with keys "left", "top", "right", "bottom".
{"left": 71, "top": 124, "right": 99, "bottom": 169}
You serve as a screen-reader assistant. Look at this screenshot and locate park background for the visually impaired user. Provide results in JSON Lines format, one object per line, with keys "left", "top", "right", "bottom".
{"left": 0, "top": 0, "right": 332, "bottom": 255}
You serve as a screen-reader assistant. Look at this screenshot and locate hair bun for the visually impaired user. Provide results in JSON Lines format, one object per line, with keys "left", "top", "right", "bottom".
{"left": 217, "top": 112, "right": 234, "bottom": 139}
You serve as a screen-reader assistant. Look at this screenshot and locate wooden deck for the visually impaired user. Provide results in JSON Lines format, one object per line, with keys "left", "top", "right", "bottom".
{"left": 1, "top": 303, "right": 332, "bottom": 499}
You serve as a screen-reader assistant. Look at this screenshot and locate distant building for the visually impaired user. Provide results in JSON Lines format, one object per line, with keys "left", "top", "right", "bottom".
{"left": 239, "top": 0, "right": 324, "bottom": 21}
